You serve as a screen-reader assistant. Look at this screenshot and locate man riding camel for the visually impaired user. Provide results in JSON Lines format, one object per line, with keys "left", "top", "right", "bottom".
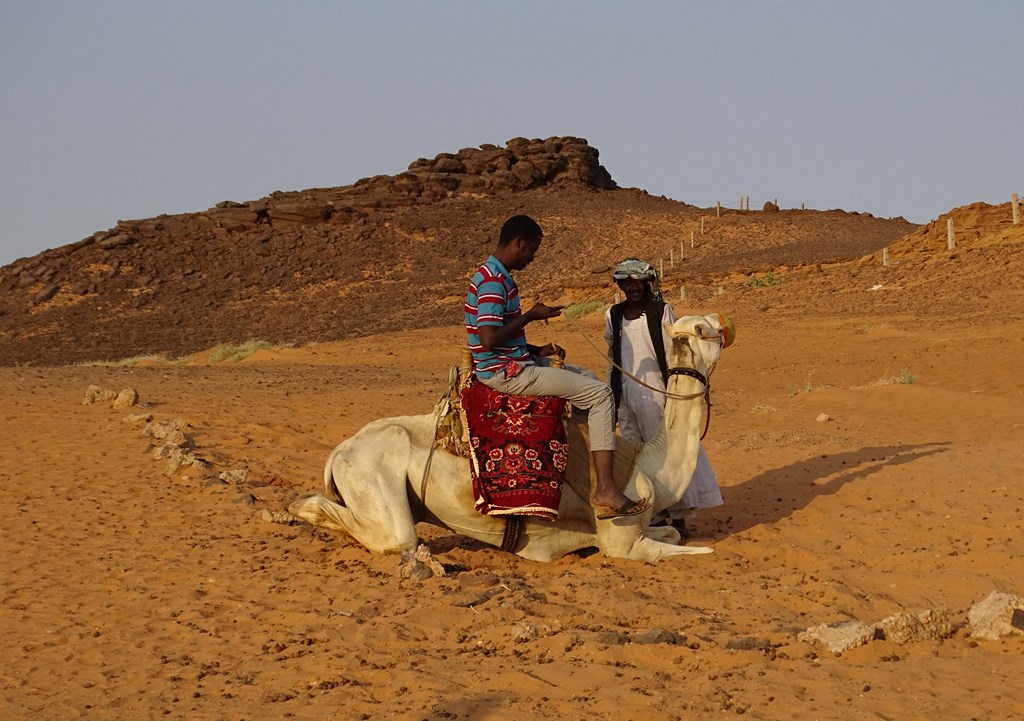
{"left": 464, "top": 214, "right": 650, "bottom": 520}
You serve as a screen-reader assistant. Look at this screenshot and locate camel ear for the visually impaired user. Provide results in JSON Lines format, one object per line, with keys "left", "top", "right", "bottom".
{"left": 662, "top": 320, "right": 674, "bottom": 357}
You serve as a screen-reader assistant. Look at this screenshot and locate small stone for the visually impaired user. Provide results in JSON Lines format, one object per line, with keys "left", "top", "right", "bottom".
{"left": 402, "top": 560, "right": 434, "bottom": 581}
{"left": 592, "top": 631, "right": 629, "bottom": 646}
{"left": 219, "top": 469, "right": 250, "bottom": 485}
{"left": 633, "top": 627, "right": 681, "bottom": 645}
{"left": 512, "top": 623, "right": 541, "bottom": 643}
{"left": 726, "top": 636, "right": 772, "bottom": 651}
{"left": 112, "top": 388, "right": 139, "bottom": 408}
{"left": 259, "top": 509, "right": 296, "bottom": 525}
{"left": 83, "top": 385, "right": 117, "bottom": 405}
{"left": 412, "top": 544, "right": 447, "bottom": 577}
{"left": 816, "top": 413, "right": 831, "bottom": 423}
{"left": 798, "top": 619, "right": 875, "bottom": 652}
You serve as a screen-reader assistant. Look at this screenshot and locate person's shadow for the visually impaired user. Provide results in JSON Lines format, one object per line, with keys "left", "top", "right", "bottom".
{"left": 700, "top": 442, "right": 951, "bottom": 537}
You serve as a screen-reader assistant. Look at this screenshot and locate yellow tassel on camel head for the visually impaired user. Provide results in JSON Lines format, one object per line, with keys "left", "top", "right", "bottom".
{"left": 712, "top": 313, "right": 737, "bottom": 348}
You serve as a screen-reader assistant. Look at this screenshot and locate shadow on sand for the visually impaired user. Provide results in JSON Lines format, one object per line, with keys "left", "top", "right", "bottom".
{"left": 701, "top": 442, "right": 951, "bottom": 538}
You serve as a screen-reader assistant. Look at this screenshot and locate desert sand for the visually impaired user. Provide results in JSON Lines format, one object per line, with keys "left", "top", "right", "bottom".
{"left": 3, "top": 202, "right": 1024, "bottom": 721}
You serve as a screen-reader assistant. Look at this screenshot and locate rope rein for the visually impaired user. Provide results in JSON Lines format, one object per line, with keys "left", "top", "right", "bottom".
{"left": 560, "top": 313, "right": 719, "bottom": 401}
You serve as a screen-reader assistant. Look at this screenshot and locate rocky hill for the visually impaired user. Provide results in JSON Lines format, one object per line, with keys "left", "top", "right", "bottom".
{"left": 0, "top": 136, "right": 917, "bottom": 366}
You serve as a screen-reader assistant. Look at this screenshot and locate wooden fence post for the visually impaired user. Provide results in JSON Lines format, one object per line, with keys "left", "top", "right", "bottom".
{"left": 947, "top": 218, "right": 956, "bottom": 250}
{"left": 670, "top": 248, "right": 674, "bottom": 268}
{"left": 716, "top": 201, "right": 721, "bottom": 217}
{"left": 700, "top": 217, "right": 705, "bottom": 235}
{"left": 1013, "top": 194, "right": 1020, "bottom": 225}
{"left": 680, "top": 285, "right": 686, "bottom": 302}
{"left": 690, "top": 230, "right": 694, "bottom": 248}
{"left": 882, "top": 248, "right": 889, "bottom": 267}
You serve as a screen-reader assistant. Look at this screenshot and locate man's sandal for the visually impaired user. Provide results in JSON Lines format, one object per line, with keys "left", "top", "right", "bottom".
{"left": 596, "top": 497, "right": 651, "bottom": 520}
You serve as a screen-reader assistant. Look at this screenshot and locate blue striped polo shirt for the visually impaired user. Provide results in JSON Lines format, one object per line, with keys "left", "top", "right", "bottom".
{"left": 464, "top": 256, "right": 532, "bottom": 379}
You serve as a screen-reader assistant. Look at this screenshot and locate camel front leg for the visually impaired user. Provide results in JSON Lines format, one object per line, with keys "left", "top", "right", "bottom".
{"left": 596, "top": 472, "right": 714, "bottom": 560}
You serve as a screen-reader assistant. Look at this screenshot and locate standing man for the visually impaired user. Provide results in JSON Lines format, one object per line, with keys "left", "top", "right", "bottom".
{"left": 604, "top": 257, "right": 723, "bottom": 535}
{"left": 464, "top": 215, "right": 650, "bottom": 520}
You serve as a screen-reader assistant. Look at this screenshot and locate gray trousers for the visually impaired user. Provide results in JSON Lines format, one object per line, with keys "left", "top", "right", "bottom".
{"left": 479, "top": 359, "right": 616, "bottom": 451}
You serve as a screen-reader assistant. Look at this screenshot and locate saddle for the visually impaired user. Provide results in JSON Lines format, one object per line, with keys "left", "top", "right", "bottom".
{"left": 433, "top": 350, "right": 641, "bottom": 525}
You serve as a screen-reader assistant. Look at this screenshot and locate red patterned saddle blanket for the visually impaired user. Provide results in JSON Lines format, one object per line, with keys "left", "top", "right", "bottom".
{"left": 459, "top": 377, "right": 567, "bottom": 521}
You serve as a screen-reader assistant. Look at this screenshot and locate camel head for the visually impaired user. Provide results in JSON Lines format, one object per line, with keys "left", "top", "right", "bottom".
{"left": 662, "top": 313, "right": 732, "bottom": 377}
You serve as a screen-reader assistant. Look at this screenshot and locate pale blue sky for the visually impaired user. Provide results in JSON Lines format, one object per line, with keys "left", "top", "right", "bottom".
{"left": 1, "top": 1, "right": 1020, "bottom": 266}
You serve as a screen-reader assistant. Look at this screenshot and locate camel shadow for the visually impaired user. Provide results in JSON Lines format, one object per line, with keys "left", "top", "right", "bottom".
{"left": 699, "top": 442, "right": 951, "bottom": 538}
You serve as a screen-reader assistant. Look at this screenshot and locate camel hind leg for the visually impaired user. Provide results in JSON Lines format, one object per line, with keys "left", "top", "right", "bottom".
{"left": 289, "top": 423, "right": 419, "bottom": 554}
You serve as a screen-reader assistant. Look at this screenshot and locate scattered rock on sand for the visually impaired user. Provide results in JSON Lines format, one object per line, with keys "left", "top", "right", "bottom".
{"left": 82, "top": 385, "right": 140, "bottom": 408}
{"left": 726, "top": 636, "right": 773, "bottom": 651}
{"left": 633, "top": 627, "right": 683, "bottom": 645}
{"left": 798, "top": 619, "right": 875, "bottom": 652}
{"left": 219, "top": 469, "right": 250, "bottom": 485}
{"left": 399, "top": 544, "right": 447, "bottom": 581}
{"left": 83, "top": 385, "right": 117, "bottom": 404}
{"left": 591, "top": 631, "right": 629, "bottom": 646}
{"left": 153, "top": 444, "right": 206, "bottom": 475}
{"left": 399, "top": 556, "right": 435, "bottom": 581}
{"left": 877, "top": 608, "right": 953, "bottom": 644}
{"left": 512, "top": 623, "right": 542, "bottom": 643}
{"left": 968, "top": 590, "right": 1024, "bottom": 640}
{"left": 112, "top": 387, "right": 139, "bottom": 408}
{"left": 143, "top": 419, "right": 188, "bottom": 446}
{"left": 259, "top": 509, "right": 296, "bottom": 525}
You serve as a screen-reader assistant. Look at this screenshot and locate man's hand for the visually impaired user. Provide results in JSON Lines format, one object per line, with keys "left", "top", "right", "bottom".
{"left": 477, "top": 302, "right": 564, "bottom": 351}
{"left": 535, "top": 342, "right": 566, "bottom": 360}
{"left": 524, "top": 302, "right": 563, "bottom": 322}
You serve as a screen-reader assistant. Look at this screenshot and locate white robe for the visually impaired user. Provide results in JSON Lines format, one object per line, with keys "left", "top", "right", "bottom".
{"left": 604, "top": 304, "right": 723, "bottom": 515}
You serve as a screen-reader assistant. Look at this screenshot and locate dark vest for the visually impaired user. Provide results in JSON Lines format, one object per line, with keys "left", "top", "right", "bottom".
{"left": 609, "top": 299, "right": 669, "bottom": 409}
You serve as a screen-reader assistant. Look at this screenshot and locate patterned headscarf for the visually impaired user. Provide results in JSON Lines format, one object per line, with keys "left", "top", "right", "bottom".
{"left": 612, "top": 258, "right": 662, "bottom": 300}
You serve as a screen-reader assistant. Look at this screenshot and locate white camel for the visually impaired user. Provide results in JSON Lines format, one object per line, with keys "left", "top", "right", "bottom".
{"left": 289, "top": 314, "right": 727, "bottom": 562}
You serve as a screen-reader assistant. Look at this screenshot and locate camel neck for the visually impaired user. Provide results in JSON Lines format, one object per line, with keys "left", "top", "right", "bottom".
{"left": 661, "top": 374, "right": 705, "bottom": 461}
